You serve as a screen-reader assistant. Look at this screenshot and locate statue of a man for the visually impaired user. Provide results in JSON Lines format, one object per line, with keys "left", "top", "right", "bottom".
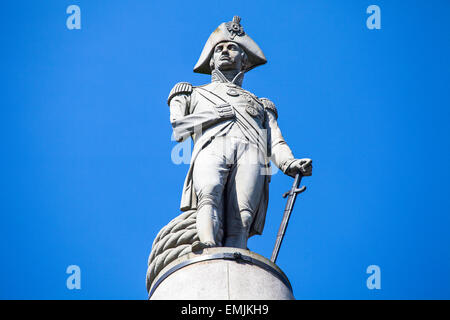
{"left": 167, "top": 16, "right": 312, "bottom": 251}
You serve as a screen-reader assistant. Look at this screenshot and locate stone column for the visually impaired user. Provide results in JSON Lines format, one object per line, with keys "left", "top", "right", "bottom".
{"left": 147, "top": 247, "right": 294, "bottom": 300}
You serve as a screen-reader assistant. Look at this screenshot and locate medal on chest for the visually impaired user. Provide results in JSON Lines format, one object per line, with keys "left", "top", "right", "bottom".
{"left": 226, "top": 88, "right": 240, "bottom": 97}
{"left": 225, "top": 87, "right": 261, "bottom": 118}
{"left": 243, "top": 92, "right": 261, "bottom": 117}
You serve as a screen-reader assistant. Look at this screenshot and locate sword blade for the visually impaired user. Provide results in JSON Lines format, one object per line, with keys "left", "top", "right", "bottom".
{"left": 271, "top": 173, "right": 303, "bottom": 263}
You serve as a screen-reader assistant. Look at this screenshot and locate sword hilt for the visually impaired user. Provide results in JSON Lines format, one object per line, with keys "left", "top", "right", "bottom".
{"left": 282, "top": 186, "right": 306, "bottom": 198}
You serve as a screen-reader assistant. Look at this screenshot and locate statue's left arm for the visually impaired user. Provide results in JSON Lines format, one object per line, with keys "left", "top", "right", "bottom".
{"left": 261, "top": 98, "right": 312, "bottom": 177}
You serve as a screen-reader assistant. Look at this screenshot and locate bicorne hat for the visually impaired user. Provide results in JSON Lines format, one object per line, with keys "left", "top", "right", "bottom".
{"left": 193, "top": 16, "right": 267, "bottom": 74}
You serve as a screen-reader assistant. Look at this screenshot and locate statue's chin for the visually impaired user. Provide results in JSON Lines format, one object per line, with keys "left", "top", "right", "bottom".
{"left": 217, "top": 62, "right": 237, "bottom": 71}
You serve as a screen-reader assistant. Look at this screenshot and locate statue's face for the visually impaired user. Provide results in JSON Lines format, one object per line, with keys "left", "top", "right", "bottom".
{"left": 212, "top": 41, "right": 245, "bottom": 72}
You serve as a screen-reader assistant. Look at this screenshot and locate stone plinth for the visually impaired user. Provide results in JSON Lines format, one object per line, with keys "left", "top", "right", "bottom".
{"left": 148, "top": 247, "right": 294, "bottom": 300}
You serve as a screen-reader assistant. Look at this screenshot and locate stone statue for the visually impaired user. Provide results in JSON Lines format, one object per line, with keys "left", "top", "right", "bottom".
{"left": 167, "top": 16, "right": 312, "bottom": 251}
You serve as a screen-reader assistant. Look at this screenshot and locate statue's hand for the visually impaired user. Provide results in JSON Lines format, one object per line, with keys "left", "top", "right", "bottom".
{"left": 286, "top": 158, "right": 313, "bottom": 177}
{"left": 215, "top": 103, "right": 235, "bottom": 119}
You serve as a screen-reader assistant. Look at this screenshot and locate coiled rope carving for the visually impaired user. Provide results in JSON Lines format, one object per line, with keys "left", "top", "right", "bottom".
{"left": 146, "top": 210, "right": 197, "bottom": 291}
{"left": 146, "top": 208, "right": 226, "bottom": 292}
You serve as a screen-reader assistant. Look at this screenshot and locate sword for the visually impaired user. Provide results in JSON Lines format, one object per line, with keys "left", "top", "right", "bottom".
{"left": 271, "top": 172, "right": 307, "bottom": 263}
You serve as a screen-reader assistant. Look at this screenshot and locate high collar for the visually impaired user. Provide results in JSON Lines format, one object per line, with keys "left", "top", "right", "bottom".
{"left": 211, "top": 69, "right": 245, "bottom": 87}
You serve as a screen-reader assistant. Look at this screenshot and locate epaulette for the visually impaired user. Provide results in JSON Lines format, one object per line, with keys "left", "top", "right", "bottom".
{"left": 167, "top": 82, "right": 193, "bottom": 106}
{"left": 259, "top": 98, "right": 278, "bottom": 119}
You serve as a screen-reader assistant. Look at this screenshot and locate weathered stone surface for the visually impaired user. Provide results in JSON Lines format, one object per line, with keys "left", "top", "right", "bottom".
{"left": 149, "top": 247, "right": 294, "bottom": 300}
{"left": 146, "top": 16, "right": 313, "bottom": 299}
{"left": 167, "top": 16, "right": 312, "bottom": 250}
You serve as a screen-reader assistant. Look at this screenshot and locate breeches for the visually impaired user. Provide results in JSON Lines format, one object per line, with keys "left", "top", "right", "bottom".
{"left": 193, "top": 136, "right": 266, "bottom": 239}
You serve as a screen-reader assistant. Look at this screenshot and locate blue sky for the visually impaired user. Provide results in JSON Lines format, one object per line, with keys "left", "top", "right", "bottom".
{"left": 1, "top": 0, "right": 449, "bottom": 299}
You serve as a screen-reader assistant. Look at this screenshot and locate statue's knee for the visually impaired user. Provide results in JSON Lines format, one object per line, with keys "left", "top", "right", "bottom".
{"left": 197, "top": 195, "right": 220, "bottom": 212}
{"left": 197, "top": 184, "right": 223, "bottom": 210}
{"left": 240, "top": 210, "right": 253, "bottom": 229}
